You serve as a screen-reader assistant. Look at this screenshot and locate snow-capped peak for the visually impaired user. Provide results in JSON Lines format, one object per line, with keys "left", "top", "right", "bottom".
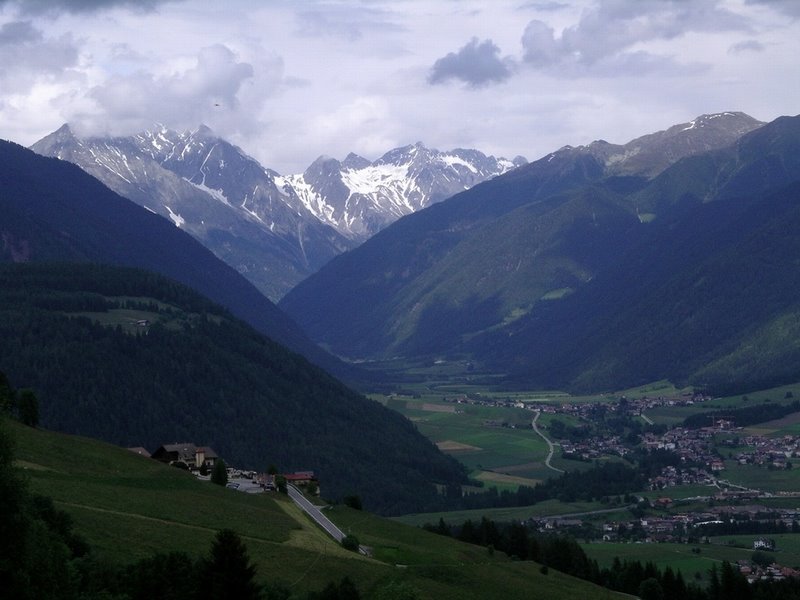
{"left": 284, "top": 143, "right": 527, "bottom": 240}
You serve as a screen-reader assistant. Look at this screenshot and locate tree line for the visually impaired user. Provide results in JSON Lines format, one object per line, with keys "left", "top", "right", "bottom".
{"left": 425, "top": 515, "right": 800, "bottom": 600}
{"left": 682, "top": 400, "right": 800, "bottom": 429}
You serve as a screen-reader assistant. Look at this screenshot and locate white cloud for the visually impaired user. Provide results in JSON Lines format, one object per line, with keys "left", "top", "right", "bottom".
{"left": 0, "top": 0, "right": 798, "bottom": 174}
{"left": 75, "top": 44, "right": 276, "bottom": 138}
{"left": 521, "top": 0, "right": 751, "bottom": 76}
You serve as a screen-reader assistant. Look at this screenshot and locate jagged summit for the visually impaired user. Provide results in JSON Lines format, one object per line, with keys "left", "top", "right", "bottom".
{"left": 282, "top": 142, "right": 527, "bottom": 240}
{"left": 31, "top": 123, "right": 523, "bottom": 295}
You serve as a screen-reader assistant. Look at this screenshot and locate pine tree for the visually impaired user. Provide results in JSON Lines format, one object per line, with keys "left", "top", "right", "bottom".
{"left": 197, "top": 529, "right": 260, "bottom": 600}
{"left": 211, "top": 459, "right": 228, "bottom": 486}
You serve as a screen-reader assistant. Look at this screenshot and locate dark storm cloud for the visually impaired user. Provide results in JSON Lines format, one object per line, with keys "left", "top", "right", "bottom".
{"left": 428, "top": 37, "right": 514, "bottom": 88}
{"left": 0, "top": 0, "right": 181, "bottom": 14}
{"left": 521, "top": 0, "right": 750, "bottom": 75}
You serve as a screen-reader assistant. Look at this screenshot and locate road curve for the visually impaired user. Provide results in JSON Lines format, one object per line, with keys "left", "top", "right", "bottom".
{"left": 532, "top": 411, "right": 565, "bottom": 473}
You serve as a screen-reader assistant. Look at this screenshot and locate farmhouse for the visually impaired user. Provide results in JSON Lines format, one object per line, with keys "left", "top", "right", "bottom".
{"left": 151, "top": 443, "right": 218, "bottom": 470}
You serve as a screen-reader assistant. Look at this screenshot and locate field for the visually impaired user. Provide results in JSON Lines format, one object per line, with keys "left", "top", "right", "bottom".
{"left": 393, "top": 499, "right": 611, "bottom": 528}
{"left": 583, "top": 541, "right": 755, "bottom": 582}
{"left": 585, "top": 533, "right": 800, "bottom": 582}
{"left": 381, "top": 391, "right": 554, "bottom": 486}
{"left": 6, "top": 419, "right": 625, "bottom": 599}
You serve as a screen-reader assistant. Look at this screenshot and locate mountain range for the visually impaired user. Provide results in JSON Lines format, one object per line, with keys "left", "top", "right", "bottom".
{"left": 32, "top": 126, "right": 523, "bottom": 300}
{"left": 0, "top": 139, "right": 354, "bottom": 380}
{"left": 279, "top": 111, "right": 800, "bottom": 393}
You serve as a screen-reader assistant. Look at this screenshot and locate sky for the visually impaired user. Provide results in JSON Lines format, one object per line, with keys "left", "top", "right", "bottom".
{"left": 0, "top": 0, "right": 798, "bottom": 174}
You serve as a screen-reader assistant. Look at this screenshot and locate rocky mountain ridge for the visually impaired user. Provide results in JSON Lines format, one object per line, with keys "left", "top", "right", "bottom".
{"left": 32, "top": 126, "right": 525, "bottom": 298}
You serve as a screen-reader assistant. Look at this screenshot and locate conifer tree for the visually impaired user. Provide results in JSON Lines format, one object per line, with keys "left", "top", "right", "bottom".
{"left": 211, "top": 459, "right": 228, "bottom": 486}
{"left": 197, "top": 529, "right": 260, "bottom": 600}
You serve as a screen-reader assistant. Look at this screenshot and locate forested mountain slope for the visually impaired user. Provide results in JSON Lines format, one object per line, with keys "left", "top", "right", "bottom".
{"left": 279, "top": 112, "right": 766, "bottom": 360}
{"left": 0, "top": 263, "right": 468, "bottom": 514}
{"left": 0, "top": 140, "right": 361, "bottom": 382}
{"left": 280, "top": 114, "right": 800, "bottom": 394}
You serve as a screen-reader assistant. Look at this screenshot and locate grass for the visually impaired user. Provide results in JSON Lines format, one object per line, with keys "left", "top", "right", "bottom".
{"left": 585, "top": 534, "right": 800, "bottom": 586}
{"left": 707, "top": 534, "right": 800, "bottom": 568}
{"left": 393, "top": 499, "right": 608, "bottom": 528}
{"left": 718, "top": 461, "right": 800, "bottom": 493}
{"left": 583, "top": 541, "right": 755, "bottom": 582}
{"left": 7, "top": 419, "right": 626, "bottom": 599}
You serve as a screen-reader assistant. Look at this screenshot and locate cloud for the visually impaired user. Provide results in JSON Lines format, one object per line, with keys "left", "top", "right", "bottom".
{"left": 745, "top": 0, "right": 800, "bottom": 18}
{"left": 517, "top": 2, "right": 568, "bottom": 11}
{"left": 521, "top": 1, "right": 751, "bottom": 76}
{"left": 0, "top": 0, "right": 181, "bottom": 15}
{"left": 428, "top": 37, "right": 514, "bottom": 88}
{"left": 0, "top": 21, "right": 80, "bottom": 93}
{"left": 295, "top": 5, "right": 403, "bottom": 42}
{"left": 728, "top": 39, "right": 766, "bottom": 54}
{"left": 80, "top": 44, "right": 271, "bottom": 136}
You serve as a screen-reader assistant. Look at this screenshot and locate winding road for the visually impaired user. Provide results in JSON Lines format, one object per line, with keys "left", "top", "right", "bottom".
{"left": 532, "top": 411, "right": 565, "bottom": 473}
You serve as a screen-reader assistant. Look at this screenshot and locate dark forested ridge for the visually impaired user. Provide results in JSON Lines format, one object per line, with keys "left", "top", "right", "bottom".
{"left": 281, "top": 114, "right": 800, "bottom": 394}
{"left": 0, "top": 139, "right": 364, "bottom": 384}
{"left": 0, "top": 262, "right": 468, "bottom": 514}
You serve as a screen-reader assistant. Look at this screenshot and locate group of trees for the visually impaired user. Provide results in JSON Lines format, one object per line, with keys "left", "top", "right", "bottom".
{"left": 0, "top": 371, "right": 39, "bottom": 427}
{"left": 683, "top": 400, "right": 800, "bottom": 429}
{"left": 430, "top": 460, "right": 645, "bottom": 512}
{"left": 425, "top": 514, "right": 800, "bottom": 600}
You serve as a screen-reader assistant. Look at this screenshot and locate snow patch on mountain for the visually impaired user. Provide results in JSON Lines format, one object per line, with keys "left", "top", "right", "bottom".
{"left": 165, "top": 205, "right": 185, "bottom": 228}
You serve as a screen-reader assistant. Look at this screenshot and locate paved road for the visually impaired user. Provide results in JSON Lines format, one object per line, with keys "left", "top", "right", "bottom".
{"left": 287, "top": 484, "right": 346, "bottom": 542}
{"left": 532, "top": 411, "right": 565, "bottom": 473}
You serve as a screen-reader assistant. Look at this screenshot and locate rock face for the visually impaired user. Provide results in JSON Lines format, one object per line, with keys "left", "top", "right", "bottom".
{"left": 32, "top": 126, "right": 526, "bottom": 298}
{"left": 31, "top": 124, "right": 353, "bottom": 301}
{"left": 277, "top": 143, "right": 527, "bottom": 241}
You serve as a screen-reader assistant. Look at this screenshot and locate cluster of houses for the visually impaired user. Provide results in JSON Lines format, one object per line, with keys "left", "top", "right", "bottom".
{"left": 127, "top": 442, "right": 319, "bottom": 493}
{"left": 533, "top": 391, "right": 712, "bottom": 420}
{"left": 128, "top": 442, "right": 220, "bottom": 471}
{"left": 725, "top": 434, "right": 800, "bottom": 469}
{"left": 737, "top": 559, "right": 799, "bottom": 583}
{"left": 538, "top": 503, "right": 800, "bottom": 545}
{"left": 560, "top": 435, "right": 630, "bottom": 461}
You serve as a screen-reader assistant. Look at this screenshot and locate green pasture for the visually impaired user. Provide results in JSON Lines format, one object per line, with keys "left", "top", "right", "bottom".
{"left": 640, "top": 484, "right": 717, "bottom": 501}
{"left": 393, "top": 498, "right": 609, "bottom": 528}
{"left": 583, "top": 541, "right": 754, "bottom": 581}
{"left": 6, "top": 420, "right": 628, "bottom": 600}
{"left": 707, "top": 534, "right": 800, "bottom": 568}
{"left": 394, "top": 399, "right": 552, "bottom": 476}
{"left": 719, "top": 461, "right": 800, "bottom": 493}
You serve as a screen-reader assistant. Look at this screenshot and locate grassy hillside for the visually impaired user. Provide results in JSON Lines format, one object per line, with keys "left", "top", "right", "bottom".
{"left": 6, "top": 419, "right": 624, "bottom": 599}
